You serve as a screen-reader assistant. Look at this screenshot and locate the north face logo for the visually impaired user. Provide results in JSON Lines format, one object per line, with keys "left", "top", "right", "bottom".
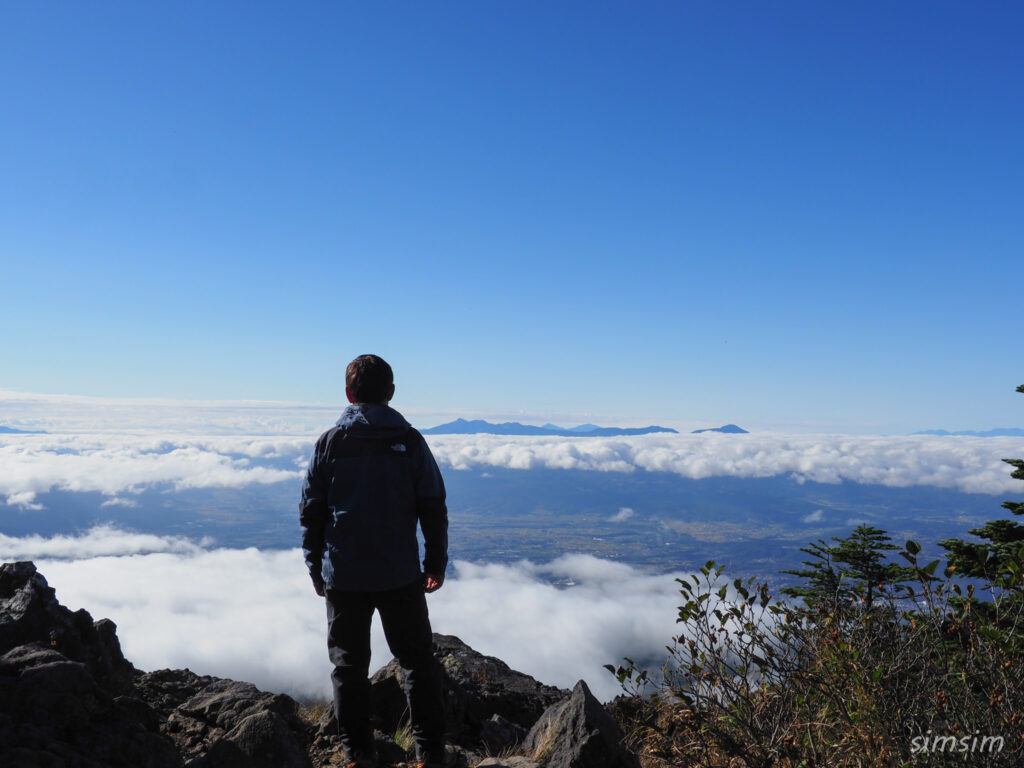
{"left": 391, "top": 443, "right": 407, "bottom": 452}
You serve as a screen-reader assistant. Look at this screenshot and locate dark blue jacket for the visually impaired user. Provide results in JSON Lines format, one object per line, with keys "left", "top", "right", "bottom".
{"left": 299, "top": 403, "right": 448, "bottom": 592}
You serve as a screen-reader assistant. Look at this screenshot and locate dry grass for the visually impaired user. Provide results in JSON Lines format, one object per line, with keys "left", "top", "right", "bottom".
{"left": 394, "top": 721, "right": 416, "bottom": 755}
{"left": 299, "top": 697, "right": 333, "bottom": 727}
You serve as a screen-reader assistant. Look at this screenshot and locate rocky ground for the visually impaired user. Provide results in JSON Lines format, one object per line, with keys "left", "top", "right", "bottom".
{"left": 0, "top": 561, "right": 640, "bottom": 768}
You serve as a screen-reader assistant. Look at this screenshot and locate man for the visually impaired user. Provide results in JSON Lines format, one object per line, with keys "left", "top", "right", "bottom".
{"left": 300, "top": 354, "right": 448, "bottom": 768}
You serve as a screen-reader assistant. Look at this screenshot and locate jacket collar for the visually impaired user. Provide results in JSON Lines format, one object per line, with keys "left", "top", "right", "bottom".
{"left": 336, "top": 403, "right": 410, "bottom": 430}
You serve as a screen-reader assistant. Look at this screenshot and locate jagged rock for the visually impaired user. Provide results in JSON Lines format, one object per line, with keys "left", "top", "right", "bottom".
{"left": 189, "top": 710, "right": 311, "bottom": 768}
{"left": 134, "top": 667, "right": 220, "bottom": 720}
{"left": 524, "top": 680, "right": 639, "bottom": 768}
{"left": 114, "top": 693, "right": 164, "bottom": 732}
{"left": 309, "top": 726, "right": 408, "bottom": 768}
{"left": 165, "top": 677, "right": 311, "bottom": 763}
{"left": 0, "top": 560, "right": 137, "bottom": 692}
{"left": 0, "top": 563, "right": 182, "bottom": 767}
{"left": 369, "top": 633, "right": 567, "bottom": 747}
{"left": 310, "top": 724, "right": 478, "bottom": 768}
{"left": 478, "top": 758, "right": 543, "bottom": 768}
{"left": 133, "top": 667, "right": 313, "bottom": 764}
{"left": 0, "top": 646, "right": 183, "bottom": 766}
{"left": 480, "top": 713, "right": 527, "bottom": 753}
{"left": 1, "top": 562, "right": 639, "bottom": 768}
{"left": 0, "top": 641, "right": 66, "bottom": 669}
{"left": 0, "top": 561, "right": 313, "bottom": 768}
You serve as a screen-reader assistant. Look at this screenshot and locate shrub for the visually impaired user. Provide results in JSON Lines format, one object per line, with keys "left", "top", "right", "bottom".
{"left": 609, "top": 387, "right": 1024, "bottom": 767}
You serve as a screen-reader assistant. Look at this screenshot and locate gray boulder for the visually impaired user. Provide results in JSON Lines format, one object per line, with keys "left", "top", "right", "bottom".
{"left": 0, "top": 561, "right": 313, "bottom": 768}
{"left": 162, "top": 676, "right": 311, "bottom": 765}
{"left": 133, "top": 667, "right": 221, "bottom": 720}
{"left": 190, "top": 710, "right": 311, "bottom": 768}
{"left": 524, "top": 680, "right": 639, "bottom": 768}
{"left": 0, "top": 641, "right": 182, "bottom": 767}
{"left": 0, "top": 560, "right": 137, "bottom": 691}
{"left": 478, "top": 758, "right": 542, "bottom": 768}
{"left": 480, "top": 712, "right": 528, "bottom": 753}
{"left": 0, "top": 562, "right": 182, "bottom": 767}
{"left": 135, "top": 666, "right": 313, "bottom": 766}
{"left": 369, "top": 633, "right": 567, "bottom": 748}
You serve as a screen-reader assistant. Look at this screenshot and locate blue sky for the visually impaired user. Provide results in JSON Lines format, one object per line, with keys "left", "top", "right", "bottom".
{"left": 2, "top": 1, "right": 1021, "bottom": 433}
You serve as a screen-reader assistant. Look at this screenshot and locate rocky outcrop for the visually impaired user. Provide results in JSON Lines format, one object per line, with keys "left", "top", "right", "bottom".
{"left": 0, "top": 561, "right": 182, "bottom": 767}
{"left": 0, "top": 560, "right": 137, "bottom": 692}
{"left": 367, "top": 634, "right": 567, "bottom": 750}
{"left": 480, "top": 713, "right": 528, "bottom": 754}
{"left": 524, "top": 681, "right": 640, "bottom": 768}
{"left": 0, "top": 561, "right": 312, "bottom": 768}
{"left": 478, "top": 758, "right": 542, "bottom": 768}
{"left": 161, "top": 676, "right": 311, "bottom": 766}
{"left": 189, "top": 709, "right": 311, "bottom": 768}
{"left": 0, "top": 561, "right": 640, "bottom": 768}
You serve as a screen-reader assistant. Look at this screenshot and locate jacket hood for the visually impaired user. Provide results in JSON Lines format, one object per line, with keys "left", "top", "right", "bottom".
{"left": 335, "top": 403, "right": 411, "bottom": 432}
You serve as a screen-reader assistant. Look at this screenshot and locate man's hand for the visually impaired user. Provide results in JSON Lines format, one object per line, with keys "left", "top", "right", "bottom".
{"left": 423, "top": 572, "right": 444, "bottom": 593}
{"left": 311, "top": 575, "right": 326, "bottom": 597}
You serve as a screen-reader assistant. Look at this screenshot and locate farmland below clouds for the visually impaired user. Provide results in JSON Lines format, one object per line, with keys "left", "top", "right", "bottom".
{"left": 1, "top": 430, "right": 1019, "bottom": 578}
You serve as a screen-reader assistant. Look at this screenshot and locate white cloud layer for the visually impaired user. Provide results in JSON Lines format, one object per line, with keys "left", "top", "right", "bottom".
{"left": 0, "top": 434, "right": 307, "bottom": 508}
{"left": 0, "top": 390, "right": 645, "bottom": 439}
{"left": 0, "top": 390, "right": 341, "bottom": 436}
{"left": 3, "top": 431, "right": 1023, "bottom": 509}
{"left": 0, "top": 524, "right": 212, "bottom": 560}
{"left": 21, "top": 528, "right": 685, "bottom": 702}
{"left": 426, "top": 433, "right": 1024, "bottom": 495}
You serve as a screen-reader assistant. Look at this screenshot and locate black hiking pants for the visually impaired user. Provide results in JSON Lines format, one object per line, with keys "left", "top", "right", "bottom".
{"left": 325, "top": 579, "right": 445, "bottom": 760}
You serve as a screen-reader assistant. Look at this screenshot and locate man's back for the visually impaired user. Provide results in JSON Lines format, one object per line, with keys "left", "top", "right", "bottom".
{"left": 300, "top": 402, "right": 448, "bottom": 593}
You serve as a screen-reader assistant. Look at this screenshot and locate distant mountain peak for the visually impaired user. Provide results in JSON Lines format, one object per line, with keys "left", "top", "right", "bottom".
{"left": 692, "top": 424, "right": 749, "bottom": 434}
{"left": 0, "top": 425, "right": 47, "bottom": 435}
{"left": 567, "top": 423, "right": 602, "bottom": 433}
{"left": 421, "top": 419, "right": 678, "bottom": 437}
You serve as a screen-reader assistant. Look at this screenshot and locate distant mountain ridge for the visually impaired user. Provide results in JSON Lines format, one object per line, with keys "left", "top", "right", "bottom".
{"left": 913, "top": 427, "right": 1024, "bottom": 437}
{"left": 692, "top": 424, "right": 749, "bottom": 434}
{"left": 0, "top": 425, "right": 47, "bottom": 434}
{"left": 421, "top": 418, "right": 678, "bottom": 437}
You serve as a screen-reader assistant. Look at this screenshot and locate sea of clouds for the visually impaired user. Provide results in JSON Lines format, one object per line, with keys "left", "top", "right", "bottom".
{"left": 0, "top": 434, "right": 310, "bottom": 509}
{"left": 4, "top": 393, "right": 1022, "bottom": 701}
{"left": 3, "top": 431, "right": 1024, "bottom": 510}
{"left": 0, "top": 390, "right": 342, "bottom": 436}
{"left": 5, "top": 526, "right": 684, "bottom": 702}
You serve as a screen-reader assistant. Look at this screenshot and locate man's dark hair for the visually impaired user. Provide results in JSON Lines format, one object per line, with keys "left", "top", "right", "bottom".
{"left": 346, "top": 355, "right": 394, "bottom": 403}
